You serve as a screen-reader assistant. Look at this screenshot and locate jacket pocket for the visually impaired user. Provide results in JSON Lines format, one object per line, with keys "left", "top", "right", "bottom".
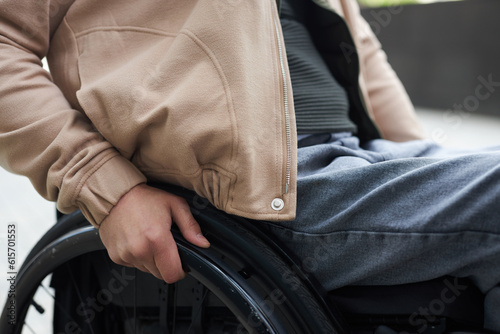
{"left": 75, "top": 28, "right": 238, "bottom": 184}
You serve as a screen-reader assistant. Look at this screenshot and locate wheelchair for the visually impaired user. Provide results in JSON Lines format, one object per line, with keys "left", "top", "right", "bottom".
{"left": 0, "top": 184, "right": 489, "bottom": 334}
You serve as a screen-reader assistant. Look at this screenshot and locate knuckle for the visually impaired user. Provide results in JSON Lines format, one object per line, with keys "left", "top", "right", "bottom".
{"left": 108, "top": 251, "right": 133, "bottom": 268}
{"left": 107, "top": 251, "right": 123, "bottom": 265}
{"left": 119, "top": 251, "right": 135, "bottom": 264}
{"left": 169, "top": 194, "right": 188, "bottom": 207}
{"left": 185, "top": 219, "right": 199, "bottom": 231}
{"left": 145, "top": 228, "right": 165, "bottom": 246}
{"left": 128, "top": 241, "right": 151, "bottom": 261}
{"left": 163, "top": 271, "right": 185, "bottom": 284}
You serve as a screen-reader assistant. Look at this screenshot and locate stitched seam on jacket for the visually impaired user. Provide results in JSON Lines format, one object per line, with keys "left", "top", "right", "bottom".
{"left": 75, "top": 26, "right": 178, "bottom": 38}
{"left": 257, "top": 226, "right": 500, "bottom": 238}
{"left": 64, "top": 16, "right": 81, "bottom": 103}
{"left": 55, "top": 16, "right": 84, "bottom": 195}
{"left": 271, "top": 0, "right": 282, "bottom": 201}
{"left": 179, "top": 28, "right": 238, "bottom": 187}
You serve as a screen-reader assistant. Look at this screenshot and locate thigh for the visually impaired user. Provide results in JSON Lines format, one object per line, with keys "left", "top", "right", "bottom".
{"left": 261, "top": 136, "right": 500, "bottom": 290}
{"left": 293, "top": 136, "right": 500, "bottom": 234}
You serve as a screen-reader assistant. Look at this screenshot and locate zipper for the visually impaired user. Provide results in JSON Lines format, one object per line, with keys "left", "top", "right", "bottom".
{"left": 272, "top": 10, "right": 291, "bottom": 195}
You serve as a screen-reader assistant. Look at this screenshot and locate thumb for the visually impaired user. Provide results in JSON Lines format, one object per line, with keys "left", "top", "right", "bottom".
{"left": 171, "top": 198, "right": 210, "bottom": 248}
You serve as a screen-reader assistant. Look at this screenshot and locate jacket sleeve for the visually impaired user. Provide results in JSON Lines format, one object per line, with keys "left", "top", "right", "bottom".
{"left": 0, "top": 1, "right": 146, "bottom": 226}
{"left": 345, "top": 0, "right": 425, "bottom": 142}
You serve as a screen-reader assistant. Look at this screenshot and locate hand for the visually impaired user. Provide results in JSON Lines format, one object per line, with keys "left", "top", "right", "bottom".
{"left": 98, "top": 184, "right": 210, "bottom": 283}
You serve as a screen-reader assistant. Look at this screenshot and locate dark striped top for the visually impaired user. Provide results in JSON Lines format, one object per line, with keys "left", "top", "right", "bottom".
{"left": 280, "top": 0, "right": 357, "bottom": 134}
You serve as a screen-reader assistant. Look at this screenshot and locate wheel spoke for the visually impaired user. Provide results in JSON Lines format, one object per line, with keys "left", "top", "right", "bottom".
{"left": 22, "top": 322, "right": 36, "bottom": 334}
{"left": 171, "top": 283, "right": 177, "bottom": 334}
{"left": 101, "top": 253, "right": 136, "bottom": 334}
{"left": 186, "top": 285, "right": 209, "bottom": 334}
{"left": 66, "top": 263, "right": 96, "bottom": 334}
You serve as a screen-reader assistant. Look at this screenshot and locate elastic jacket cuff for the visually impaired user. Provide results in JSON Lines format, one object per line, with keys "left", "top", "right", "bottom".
{"left": 74, "top": 155, "right": 147, "bottom": 227}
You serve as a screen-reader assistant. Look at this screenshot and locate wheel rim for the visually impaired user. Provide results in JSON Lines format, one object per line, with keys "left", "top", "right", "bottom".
{"left": 1, "top": 227, "right": 277, "bottom": 334}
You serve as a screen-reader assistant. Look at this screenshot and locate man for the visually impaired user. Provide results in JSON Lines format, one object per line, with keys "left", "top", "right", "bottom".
{"left": 0, "top": 0, "right": 498, "bottom": 330}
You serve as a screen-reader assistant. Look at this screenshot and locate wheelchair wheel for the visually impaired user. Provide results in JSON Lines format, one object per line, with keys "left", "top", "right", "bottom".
{"left": 1, "top": 187, "right": 347, "bottom": 334}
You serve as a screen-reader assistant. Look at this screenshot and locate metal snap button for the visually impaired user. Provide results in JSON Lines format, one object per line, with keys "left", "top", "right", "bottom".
{"left": 271, "top": 198, "right": 285, "bottom": 211}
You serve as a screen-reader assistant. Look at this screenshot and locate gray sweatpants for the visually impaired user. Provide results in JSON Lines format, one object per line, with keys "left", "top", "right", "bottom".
{"left": 260, "top": 133, "right": 500, "bottom": 330}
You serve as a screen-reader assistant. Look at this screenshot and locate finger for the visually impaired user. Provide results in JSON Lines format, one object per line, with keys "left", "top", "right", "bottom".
{"left": 154, "top": 232, "right": 187, "bottom": 283}
{"left": 111, "top": 250, "right": 163, "bottom": 280}
{"left": 170, "top": 198, "right": 210, "bottom": 248}
{"left": 105, "top": 248, "right": 163, "bottom": 280}
{"left": 141, "top": 263, "right": 163, "bottom": 280}
{"left": 128, "top": 245, "right": 164, "bottom": 280}
{"left": 112, "top": 238, "right": 163, "bottom": 280}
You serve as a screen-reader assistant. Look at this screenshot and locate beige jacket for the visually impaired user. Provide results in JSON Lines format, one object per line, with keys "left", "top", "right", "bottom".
{"left": 0, "top": 0, "right": 424, "bottom": 226}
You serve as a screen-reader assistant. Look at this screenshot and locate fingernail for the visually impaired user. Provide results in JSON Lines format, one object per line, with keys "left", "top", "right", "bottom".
{"left": 197, "top": 233, "right": 210, "bottom": 245}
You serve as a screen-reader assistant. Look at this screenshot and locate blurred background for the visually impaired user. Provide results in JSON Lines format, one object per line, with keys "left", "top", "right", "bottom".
{"left": 1, "top": 0, "right": 500, "bottom": 330}
{"left": 359, "top": 0, "right": 500, "bottom": 146}
{"left": 360, "top": 0, "right": 500, "bottom": 115}
{"left": 359, "top": 0, "right": 459, "bottom": 6}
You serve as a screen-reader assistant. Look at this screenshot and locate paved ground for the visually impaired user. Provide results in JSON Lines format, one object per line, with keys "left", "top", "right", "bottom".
{"left": 416, "top": 108, "right": 500, "bottom": 149}
{"left": 1, "top": 107, "right": 500, "bottom": 330}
